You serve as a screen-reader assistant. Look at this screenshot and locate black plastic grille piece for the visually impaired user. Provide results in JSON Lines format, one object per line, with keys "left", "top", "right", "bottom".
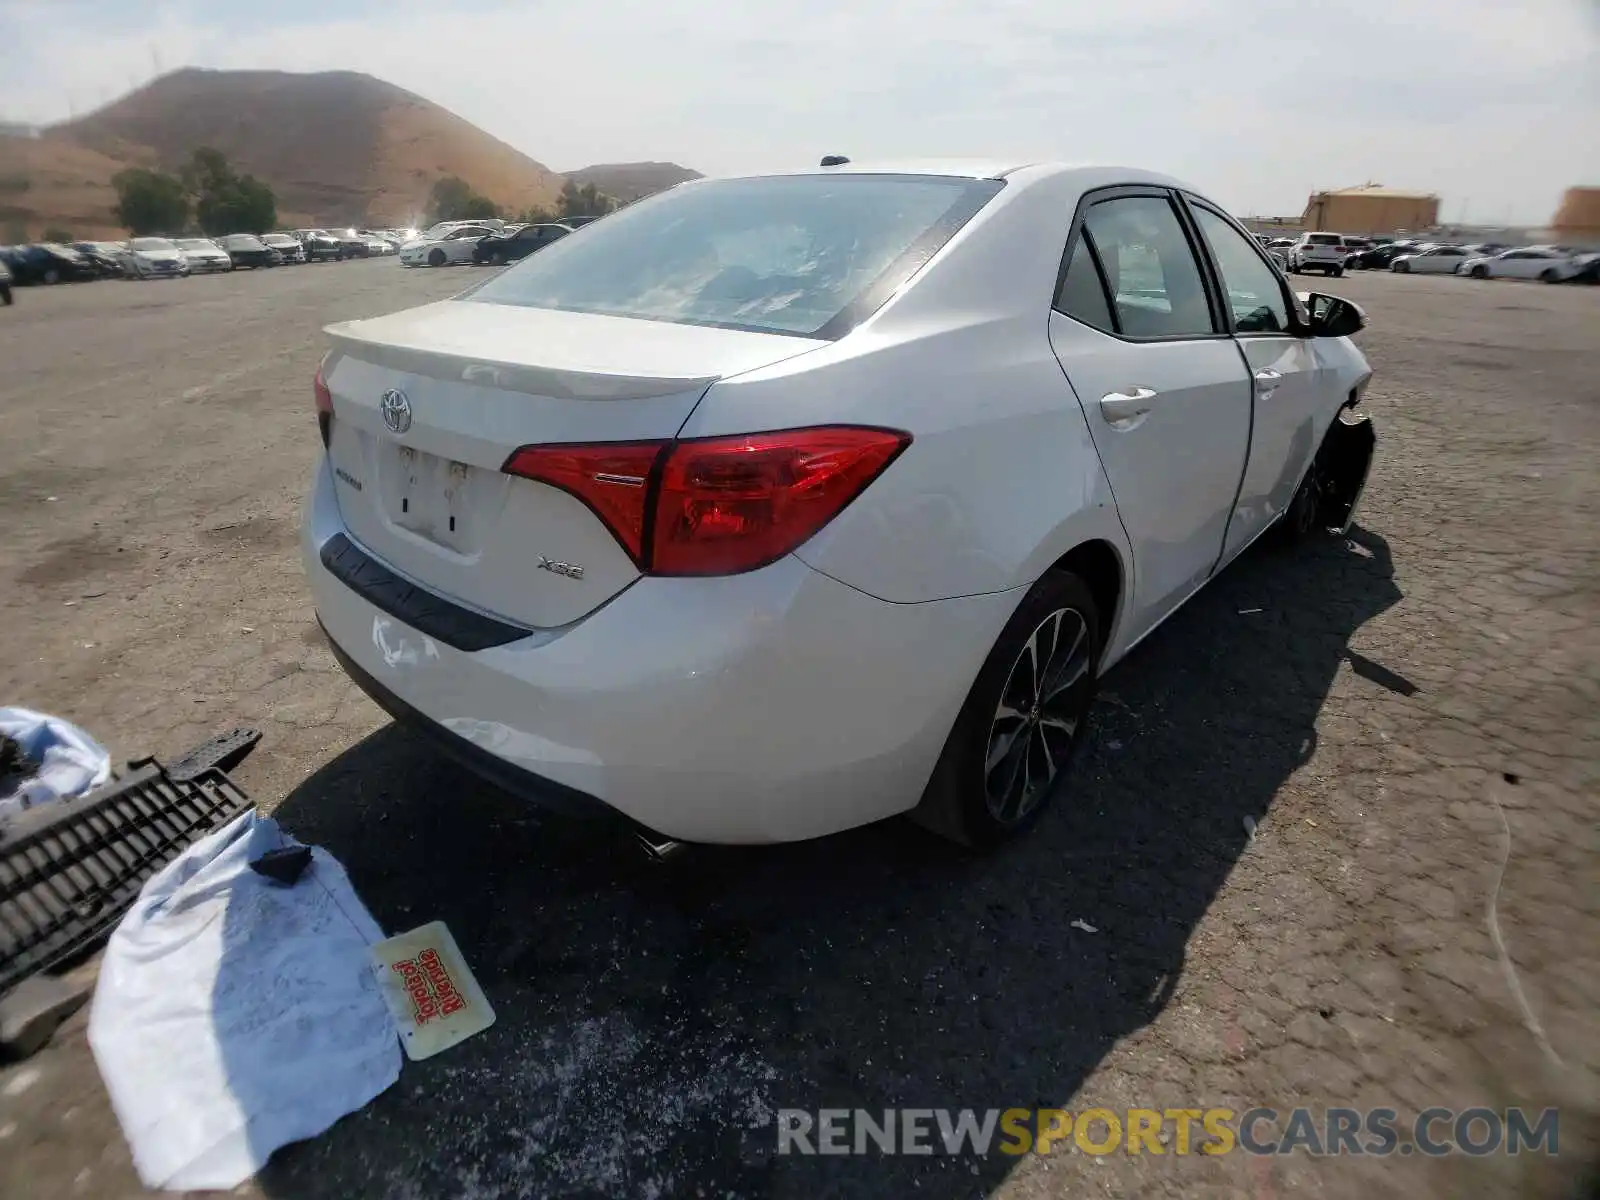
{"left": 0, "top": 763, "right": 253, "bottom": 995}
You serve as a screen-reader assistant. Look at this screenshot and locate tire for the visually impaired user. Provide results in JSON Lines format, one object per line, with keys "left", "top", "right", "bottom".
{"left": 1332, "top": 267, "right": 1345, "bottom": 278}
{"left": 1, "top": 284, "right": 11, "bottom": 306}
{"left": 1540, "top": 268, "right": 1559, "bottom": 283}
{"left": 428, "top": 249, "right": 446, "bottom": 267}
{"left": 913, "top": 570, "right": 1101, "bottom": 848}
{"left": 1470, "top": 265, "right": 1488, "bottom": 279}
{"left": 1394, "top": 261, "right": 1410, "bottom": 273}
{"left": 1279, "top": 454, "right": 1326, "bottom": 544}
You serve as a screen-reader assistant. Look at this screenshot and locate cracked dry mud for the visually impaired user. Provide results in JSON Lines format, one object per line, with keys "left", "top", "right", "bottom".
{"left": 0, "top": 262, "right": 1594, "bottom": 1199}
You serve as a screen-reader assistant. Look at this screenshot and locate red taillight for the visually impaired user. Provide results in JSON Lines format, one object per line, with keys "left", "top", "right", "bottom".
{"left": 651, "top": 427, "right": 910, "bottom": 575}
{"left": 313, "top": 364, "right": 333, "bottom": 448}
{"left": 501, "top": 426, "right": 910, "bottom": 576}
{"left": 501, "top": 441, "right": 665, "bottom": 562}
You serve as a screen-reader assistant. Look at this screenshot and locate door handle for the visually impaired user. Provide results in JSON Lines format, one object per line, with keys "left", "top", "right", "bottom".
{"left": 1254, "top": 368, "right": 1283, "bottom": 394}
{"left": 1099, "top": 387, "right": 1156, "bottom": 428}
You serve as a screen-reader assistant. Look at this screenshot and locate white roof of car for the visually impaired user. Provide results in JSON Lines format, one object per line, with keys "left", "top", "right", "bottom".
{"left": 710, "top": 160, "right": 1194, "bottom": 190}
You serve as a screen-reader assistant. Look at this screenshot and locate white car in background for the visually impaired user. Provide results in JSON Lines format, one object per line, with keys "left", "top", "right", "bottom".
{"left": 1389, "top": 245, "right": 1469, "bottom": 274}
{"left": 175, "top": 238, "right": 233, "bottom": 273}
{"left": 263, "top": 233, "right": 308, "bottom": 263}
{"left": 1286, "top": 232, "right": 1348, "bottom": 276}
{"left": 1459, "top": 247, "right": 1578, "bottom": 283}
{"left": 398, "top": 224, "right": 496, "bottom": 267}
{"left": 119, "top": 237, "right": 191, "bottom": 279}
{"left": 304, "top": 161, "right": 1377, "bottom": 849}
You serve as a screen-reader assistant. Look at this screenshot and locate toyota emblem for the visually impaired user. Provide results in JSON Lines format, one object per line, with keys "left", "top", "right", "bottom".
{"left": 380, "top": 389, "right": 412, "bottom": 434}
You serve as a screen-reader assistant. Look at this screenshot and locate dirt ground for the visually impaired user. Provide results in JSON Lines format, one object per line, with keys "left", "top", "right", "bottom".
{"left": 0, "top": 261, "right": 1595, "bottom": 1199}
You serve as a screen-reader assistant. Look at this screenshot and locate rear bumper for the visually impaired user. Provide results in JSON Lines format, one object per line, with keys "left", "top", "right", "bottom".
{"left": 301, "top": 458, "right": 1017, "bottom": 843}
{"left": 316, "top": 621, "right": 617, "bottom": 820}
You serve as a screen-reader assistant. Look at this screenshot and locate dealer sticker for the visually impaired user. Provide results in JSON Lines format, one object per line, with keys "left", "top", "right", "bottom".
{"left": 371, "top": 921, "right": 495, "bottom": 1060}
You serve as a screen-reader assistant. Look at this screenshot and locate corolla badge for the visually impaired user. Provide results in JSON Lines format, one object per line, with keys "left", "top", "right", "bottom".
{"left": 380, "top": 388, "right": 412, "bottom": 434}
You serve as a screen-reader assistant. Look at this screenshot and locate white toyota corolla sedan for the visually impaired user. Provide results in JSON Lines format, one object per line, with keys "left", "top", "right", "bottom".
{"left": 304, "top": 160, "right": 1376, "bottom": 848}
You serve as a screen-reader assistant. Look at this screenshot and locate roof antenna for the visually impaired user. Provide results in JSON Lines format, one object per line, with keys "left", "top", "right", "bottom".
{"left": 819, "top": 155, "right": 850, "bottom": 167}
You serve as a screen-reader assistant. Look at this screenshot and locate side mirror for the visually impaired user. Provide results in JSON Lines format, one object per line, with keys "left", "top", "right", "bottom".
{"left": 1303, "top": 292, "right": 1366, "bottom": 338}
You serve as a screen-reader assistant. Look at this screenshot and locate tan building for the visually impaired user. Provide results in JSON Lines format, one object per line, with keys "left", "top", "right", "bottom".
{"left": 1302, "top": 185, "right": 1440, "bottom": 234}
{"left": 1550, "top": 186, "right": 1600, "bottom": 245}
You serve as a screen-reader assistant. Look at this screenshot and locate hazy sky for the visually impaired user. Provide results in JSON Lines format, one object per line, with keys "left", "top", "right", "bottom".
{"left": 2, "top": 0, "right": 1596, "bottom": 223}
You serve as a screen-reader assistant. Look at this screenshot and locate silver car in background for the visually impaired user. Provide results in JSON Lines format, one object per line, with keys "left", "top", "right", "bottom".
{"left": 175, "top": 238, "right": 234, "bottom": 273}
{"left": 119, "top": 237, "right": 191, "bottom": 280}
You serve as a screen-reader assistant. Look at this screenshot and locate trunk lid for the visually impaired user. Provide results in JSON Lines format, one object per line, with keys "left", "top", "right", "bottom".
{"left": 321, "top": 300, "right": 825, "bottom": 629}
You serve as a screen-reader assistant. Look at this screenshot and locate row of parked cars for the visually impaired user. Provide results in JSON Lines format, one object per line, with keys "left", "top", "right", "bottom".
{"left": 0, "top": 227, "right": 415, "bottom": 297}
{"left": 1253, "top": 232, "right": 1598, "bottom": 283}
{"left": 394, "top": 216, "right": 602, "bottom": 268}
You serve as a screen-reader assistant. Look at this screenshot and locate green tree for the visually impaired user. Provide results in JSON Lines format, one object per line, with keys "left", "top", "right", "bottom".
{"left": 185, "top": 147, "right": 276, "bottom": 234}
{"left": 428, "top": 176, "right": 499, "bottom": 222}
{"left": 518, "top": 205, "right": 556, "bottom": 225}
{"left": 42, "top": 227, "right": 74, "bottom": 243}
{"left": 112, "top": 167, "right": 190, "bottom": 235}
{"left": 458, "top": 194, "right": 500, "bottom": 220}
{"left": 196, "top": 175, "right": 276, "bottom": 234}
{"left": 556, "top": 180, "right": 617, "bottom": 220}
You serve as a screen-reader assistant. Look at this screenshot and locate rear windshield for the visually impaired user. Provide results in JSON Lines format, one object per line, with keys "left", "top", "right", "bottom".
{"left": 1307, "top": 234, "right": 1342, "bottom": 245}
{"left": 463, "top": 173, "right": 1004, "bottom": 338}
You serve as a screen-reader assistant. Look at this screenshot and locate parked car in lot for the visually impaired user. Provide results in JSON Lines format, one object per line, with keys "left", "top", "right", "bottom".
{"left": 1345, "top": 242, "right": 1414, "bottom": 270}
{"left": 293, "top": 230, "right": 347, "bottom": 262}
{"left": 262, "top": 233, "right": 307, "bottom": 264}
{"left": 472, "top": 222, "right": 571, "bottom": 265}
{"left": 216, "top": 233, "right": 282, "bottom": 269}
{"left": 399, "top": 224, "right": 498, "bottom": 267}
{"left": 1389, "top": 244, "right": 1468, "bottom": 274}
{"left": 305, "top": 161, "right": 1376, "bottom": 848}
{"left": 327, "top": 229, "right": 371, "bottom": 258}
{"left": 1564, "top": 254, "right": 1600, "bottom": 285}
{"left": 174, "top": 238, "right": 234, "bottom": 273}
{"left": 6, "top": 243, "right": 102, "bottom": 284}
{"left": 1287, "top": 232, "right": 1347, "bottom": 276}
{"left": 120, "top": 237, "right": 191, "bottom": 279}
{"left": 356, "top": 230, "right": 396, "bottom": 256}
{"left": 1459, "top": 246, "right": 1579, "bottom": 282}
{"left": 70, "top": 241, "right": 127, "bottom": 278}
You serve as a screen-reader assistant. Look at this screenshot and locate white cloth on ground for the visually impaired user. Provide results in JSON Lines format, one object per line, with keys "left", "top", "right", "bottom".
{"left": 88, "top": 811, "right": 399, "bottom": 1191}
{"left": 0, "top": 706, "right": 111, "bottom": 820}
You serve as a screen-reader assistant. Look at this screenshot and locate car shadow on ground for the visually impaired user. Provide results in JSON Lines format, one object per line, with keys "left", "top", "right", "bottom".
{"left": 251, "top": 527, "right": 1402, "bottom": 1199}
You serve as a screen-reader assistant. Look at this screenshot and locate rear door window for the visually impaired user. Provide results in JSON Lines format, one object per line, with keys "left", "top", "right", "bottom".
{"left": 1054, "top": 237, "right": 1114, "bottom": 332}
{"left": 1079, "top": 196, "right": 1215, "bottom": 338}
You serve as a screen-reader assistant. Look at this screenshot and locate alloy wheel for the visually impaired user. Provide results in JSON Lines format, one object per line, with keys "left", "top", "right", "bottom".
{"left": 984, "top": 606, "right": 1093, "bottom": 825}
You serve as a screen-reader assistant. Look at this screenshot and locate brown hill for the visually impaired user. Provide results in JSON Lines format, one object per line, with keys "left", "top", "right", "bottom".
{"left": 566, "top": 162, "right": 704, "bottom": 204}
{"left": 42, "top": 68, "right": 564, "bottom": 229}
{"left": 0, "top": 134, "right": 130, "bottom": 240}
